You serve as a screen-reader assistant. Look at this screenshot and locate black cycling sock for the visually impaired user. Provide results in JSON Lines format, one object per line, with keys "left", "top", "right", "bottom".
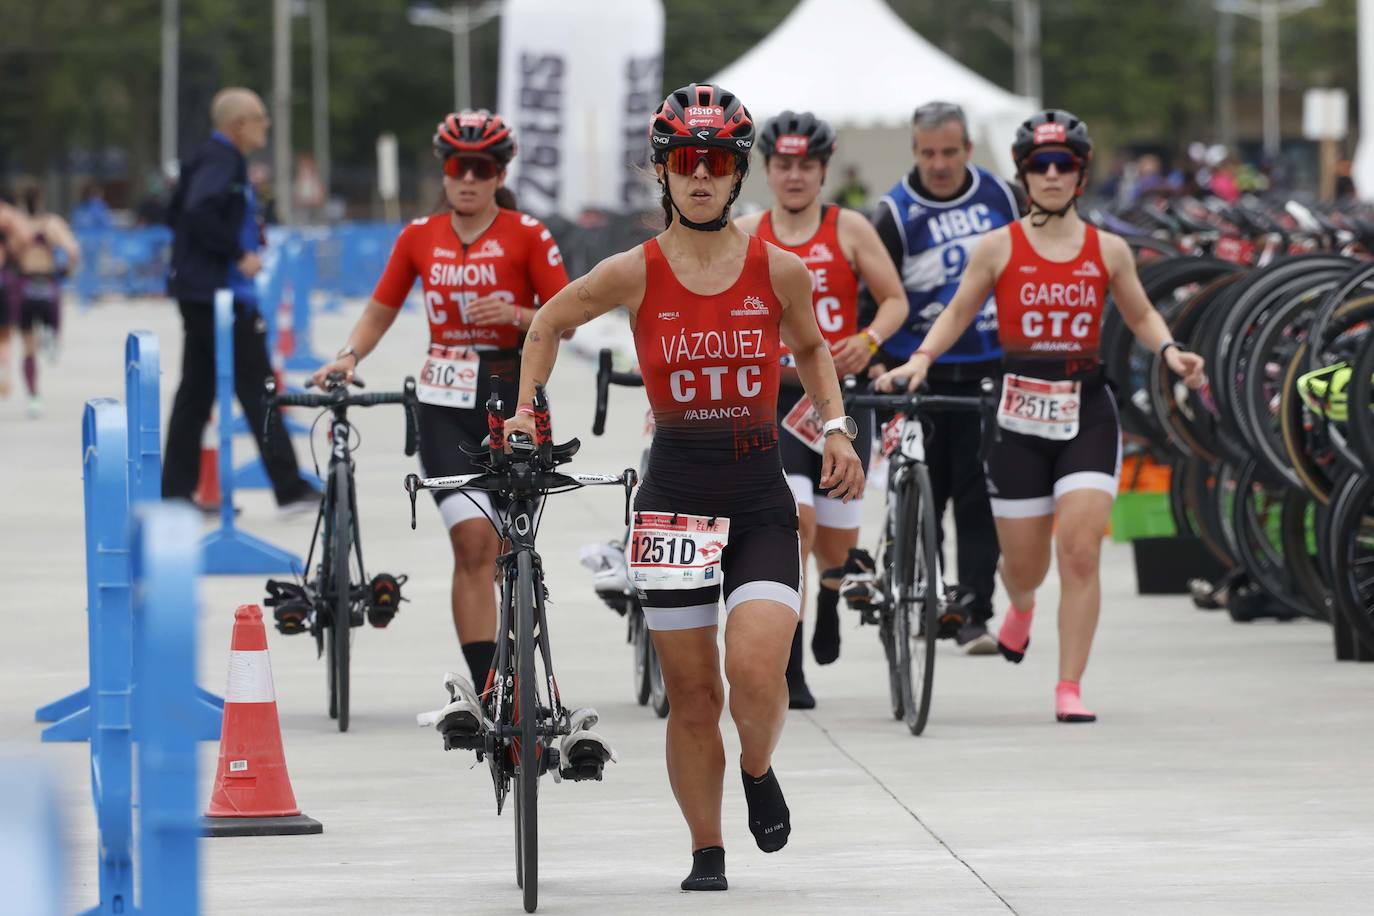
{"left": 460, "top": 640, "right": 496, "bottom": 693}
{"left": 680, "top": 846, "right": 727, "bottom": 891}
{"left": 811, "top": 586, "right": 841, "bottom": 665}
{"left": 786, "top": 621, "right": 805, "bottom": 680}
{"left": 741, "top": 764, "right": 791, "bottom": 853}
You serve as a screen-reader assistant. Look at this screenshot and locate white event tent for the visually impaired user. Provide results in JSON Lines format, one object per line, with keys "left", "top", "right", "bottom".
{"left": 710, "top": 0, "right": 1038, "bottom": 210}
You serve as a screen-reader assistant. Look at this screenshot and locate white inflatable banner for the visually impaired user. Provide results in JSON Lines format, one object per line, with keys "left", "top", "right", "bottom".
{"left": 498, "top": 0, "right": 664, "bottom": 218}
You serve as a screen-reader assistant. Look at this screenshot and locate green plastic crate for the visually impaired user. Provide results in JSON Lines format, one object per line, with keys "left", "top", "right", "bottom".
{"left": 1110, "top": 491, "right": 1177, "bottom": 543}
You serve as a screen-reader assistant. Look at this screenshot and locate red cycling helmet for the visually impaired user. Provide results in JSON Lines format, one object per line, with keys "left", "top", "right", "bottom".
{"left": 649, "top": 83, "right": 755, "bottom": 160}
{"left": 434, "top": 110, "right": 517, "bottom": 165}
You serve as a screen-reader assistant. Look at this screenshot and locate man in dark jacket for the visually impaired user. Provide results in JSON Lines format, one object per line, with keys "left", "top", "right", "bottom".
{"left": 162, "top": 87, "right": 316, "bottom": 510}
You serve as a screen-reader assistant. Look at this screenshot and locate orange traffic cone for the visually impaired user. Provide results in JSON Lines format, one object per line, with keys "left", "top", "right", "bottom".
{"left": 193, "top": 415, "right": 221, "bottom": 510}
{"left": 276, "top": 295, "right": 295, "bottom": 360}
{"left": 202, "top": 605, "right": 322, "bottom": 837}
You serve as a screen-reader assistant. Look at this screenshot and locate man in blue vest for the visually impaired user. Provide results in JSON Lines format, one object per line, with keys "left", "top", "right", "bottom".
{"left": 871, "top": 101, "right": 1023, "bottom": 653}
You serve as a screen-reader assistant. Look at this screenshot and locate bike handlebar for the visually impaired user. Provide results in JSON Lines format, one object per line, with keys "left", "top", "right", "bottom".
{"left": 593, "top": 348, "right": 645, "bottom": 436}
{"left": 264, "top": 375, "right": 421, "bottom": 457}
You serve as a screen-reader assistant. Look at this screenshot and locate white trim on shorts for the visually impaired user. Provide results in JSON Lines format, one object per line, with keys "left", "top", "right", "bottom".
{"left": 989, "top": 495, "right": 1056, "bottom": 519}
{"left": 786, "top": 473, "right": 864, "bottom": 529}
{"left": 724, "top": 581, "right": 801, "bottom": 616}
{"left": 643, "top": 603, "right": 718, "bottom": 631}
{"left": 1054, "top": 471, "right": 1119, "bottom": 500}
{"left": 439, "top": 491, "right": 495, "bottom": 529}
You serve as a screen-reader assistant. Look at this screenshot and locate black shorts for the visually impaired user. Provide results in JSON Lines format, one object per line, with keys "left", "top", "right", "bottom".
{"left": 984, "top": 379, "right": 1121, "bottom": 518}
{"left": 633, "top": 429, "right": 801, "bottom": 631}
{"left": 777, "top": 384, "right": 872, "bottom": 529}
{"left": 18, "top": 275, "right": 59, "bottom": 331}
{"left": 416, "top": 353, "right": 520, "bottom": 528}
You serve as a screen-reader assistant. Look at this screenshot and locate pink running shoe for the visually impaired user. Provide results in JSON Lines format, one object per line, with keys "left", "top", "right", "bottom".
{"left": 1055, "top": 680, "right": 1096, "bottom": 723}
{"left": 996, "top": 605, "right": 1034, "bottom": 663}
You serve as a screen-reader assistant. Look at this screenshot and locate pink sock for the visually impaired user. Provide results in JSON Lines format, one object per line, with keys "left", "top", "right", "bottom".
{"left": 1055, "top": 680, "right": 1096, "bottom": 722}
{"left": 997, "top": 603, "right": 1034, "bottom": 653}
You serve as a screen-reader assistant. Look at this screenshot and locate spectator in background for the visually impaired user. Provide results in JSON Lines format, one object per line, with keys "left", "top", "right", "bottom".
{"left": 1208, "top": 151, "right": 1241, "bottom": 204}
{"left": 0, "top": 191, "right": 32, "bottom": 400}
{"left": 1335, "top": 159, "right": 1356, "bottom": 202}
{"left": 1128, "top": 153, "right": 1168, "bottom": 202}
{"left": 249, "top": 162, "right": 280, "bottom": 225}
{"left": 162, "top": 87, "right": 317, "bottom": 512}
{"left": 71, "top": 183, "right": 113, "bottom": 232}
{"left": 831, "top": 164, "right": 869, "bottom": 211}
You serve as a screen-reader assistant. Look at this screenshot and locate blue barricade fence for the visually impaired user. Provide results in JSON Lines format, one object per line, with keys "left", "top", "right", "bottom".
{"left": 33, "top": 401, "right": 207, "bottom": 914}
{"left": 35, "top": 332, "right": 223, "bottom": 740}
{"left": 0, "top": 760, "right": 65, "bottom": 916}
{"left": 35, "top": 333, "right": 222, "bottom": 741}
{"left": 131, "top": 503, "right": 205, "bottom": 916}
{"left": 201, "top": 290, "right": 302, "bottom": 574}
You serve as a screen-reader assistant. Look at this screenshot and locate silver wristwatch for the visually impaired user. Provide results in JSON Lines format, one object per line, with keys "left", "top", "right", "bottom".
{"left": 822, "top": 416, "right": 858, "bottom": 440}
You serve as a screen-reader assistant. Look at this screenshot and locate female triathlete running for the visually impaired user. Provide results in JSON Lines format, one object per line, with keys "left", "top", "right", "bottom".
{"left": 876, "top": 110, "right": 1204, "bottom": 723}
{"left": 505, "top": 84, "right": 864, "bottom": 891}
{"left": 9, "top": 187, "right": 79, "bottom": 417}
{"left": 735, "top": 111, "right": 907, "bottom": 709}
{"left": 312, "top": 110, "right": 569, "bottom": 691}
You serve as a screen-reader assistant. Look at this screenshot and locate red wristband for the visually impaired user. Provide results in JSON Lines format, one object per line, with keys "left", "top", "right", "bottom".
{"left": 515, "top": 405, "right": 536, "bottom": 417}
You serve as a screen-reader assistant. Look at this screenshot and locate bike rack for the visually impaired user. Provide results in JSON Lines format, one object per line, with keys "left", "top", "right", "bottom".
{"left": 201, "top": 290, "right": 303, "bottom": 574}
{"left": 35, "top": 333, "right": 224, "bottom": 740}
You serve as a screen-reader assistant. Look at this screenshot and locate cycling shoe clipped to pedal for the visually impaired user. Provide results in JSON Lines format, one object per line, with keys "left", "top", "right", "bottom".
{"left": 579, "top": 541, "right": 633, "bottom": 616}
{"left": 831, "top": 548, "right": 883, "bottom": 615}
{"left": 367, "top": 572, "right": 408, "bottom": 627}
{"left": 558, "top": 707, "right": 617, "bottom": 782}
{"left": 264, "top": 578, "right": 312, "bottom": 635}
{"left": 416, "top": 672, "right": 488, "bottom": 751}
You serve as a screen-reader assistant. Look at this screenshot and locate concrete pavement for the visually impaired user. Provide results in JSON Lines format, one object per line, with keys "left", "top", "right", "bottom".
{"left": 2, "top": 298, "right": 1371, "bottom": 915}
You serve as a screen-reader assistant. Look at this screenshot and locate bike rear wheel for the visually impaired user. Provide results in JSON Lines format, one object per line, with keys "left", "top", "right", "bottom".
{"left": 331, "top": 461, "right": 353, "bottom": 733}
{"left": 631, "top": 609, "right": 651, "bottom": 706}
{"left": 515, "top": 550, "right": 539, "bottom": 912}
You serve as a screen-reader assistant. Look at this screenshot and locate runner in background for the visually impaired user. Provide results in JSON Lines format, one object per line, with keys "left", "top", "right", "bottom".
{"left": 310, "top": 110, "right": 568, "bottom": 692}
{"left": 11, "top": 185, "right": 80, "bottom": 418}
{"left": 736, "top": 111, "right": 907, "bottom": 709}
{"left": 876, "top": 110, "right": 1205, "bottom": 722}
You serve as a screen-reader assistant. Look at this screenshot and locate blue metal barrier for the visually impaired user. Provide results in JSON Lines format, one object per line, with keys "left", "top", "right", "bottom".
{"left": 201, "top": 290, "right": 302, "bottom": 574}
{"left": 131, "top": 503, "right": 204, "bottom": 916}
{"left": 34, "top": 333, "right": 224, "bottom": 738}
{"left": 0, "top": 760, "right": 65, "bottom": 916}
{"left": 284, "top": 236, "right": 328, "bottom": 370}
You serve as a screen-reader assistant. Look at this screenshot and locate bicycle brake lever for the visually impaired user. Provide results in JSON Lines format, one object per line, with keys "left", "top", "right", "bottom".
{"left": 622, "top": 468, "right": 638, "bottom": 526}
{"left": 404, "top": 473, "right": 420, "bottom": 530}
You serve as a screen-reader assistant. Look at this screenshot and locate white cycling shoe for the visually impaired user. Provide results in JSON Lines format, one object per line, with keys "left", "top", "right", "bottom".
{"left": 416, "top": 672, "right": 488, "bottom": 750}
{"left": 558, "top": 707, "right": 617, "bottom": 782}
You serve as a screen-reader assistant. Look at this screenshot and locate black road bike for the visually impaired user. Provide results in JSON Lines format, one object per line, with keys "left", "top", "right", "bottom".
{"left": 263, "top": 373, "right": 419, "bottom": 732}
{"left": 843, "top": 380, "right": 997, "bottom": 735}
{"left": 406, "top": 383, "right": 635, "bottom": 913}
{"left": 591, "top": 348, "right": 669, "bottom": 718}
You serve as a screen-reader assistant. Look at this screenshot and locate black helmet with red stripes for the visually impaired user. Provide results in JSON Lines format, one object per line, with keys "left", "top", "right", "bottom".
{"left": 758, "top": 111, "right": 836, "bottom": 163}
{"left": 1011, "top": 109, "right": 1093, "bottom": 169}
{"left": 433, "top": 110, "right": 517, "bottom": 165}
{"left": 649, "top": 83, "right": 755, "bottom": 162}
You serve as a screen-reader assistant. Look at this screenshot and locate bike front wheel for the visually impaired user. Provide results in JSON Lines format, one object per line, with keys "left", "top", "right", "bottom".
{"left": 888, "top": 463, "right": 939, "bottom": 736}
{"left": 515, "top": 550, "right": 540, "bottom": 912}
{"left": 331, "top": 461, "right": 353, "bottom": 733}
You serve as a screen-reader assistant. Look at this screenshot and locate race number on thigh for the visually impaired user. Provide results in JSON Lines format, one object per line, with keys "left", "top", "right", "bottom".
{"left": 629, "top": 512, "right": 730, "bottom": 591}
{"left": 417, "top": 344, "right": 480, "bottom": 408}
{"left": 998, "top": 374, "right": 1081, "bottom": 441}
